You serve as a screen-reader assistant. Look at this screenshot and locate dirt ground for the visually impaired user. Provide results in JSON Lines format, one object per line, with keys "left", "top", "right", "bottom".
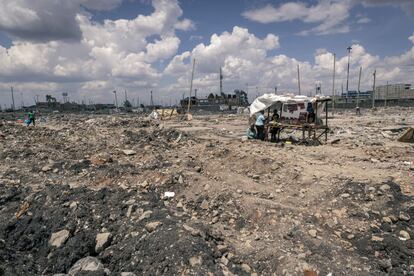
{"left": 0, "top": 107, "right": 413, "bottom": 275}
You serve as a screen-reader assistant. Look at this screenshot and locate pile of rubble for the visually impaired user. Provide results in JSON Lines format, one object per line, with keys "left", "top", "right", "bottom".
{"left": 0, "top": 109, "right": 413, "bottom": 275}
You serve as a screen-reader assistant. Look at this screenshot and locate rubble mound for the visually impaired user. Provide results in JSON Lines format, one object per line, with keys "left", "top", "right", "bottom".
{"left": 0, "top": 184, "right": 238, "bottom": 275}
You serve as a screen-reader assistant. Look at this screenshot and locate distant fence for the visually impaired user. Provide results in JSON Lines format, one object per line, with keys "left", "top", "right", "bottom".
{"left": 328, "top": 99, "right": 414, "bottom": 109}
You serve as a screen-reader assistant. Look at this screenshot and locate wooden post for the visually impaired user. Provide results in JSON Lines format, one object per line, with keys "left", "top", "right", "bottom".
{"left": 187, "top": 58, "right": 196, "bottom": 114}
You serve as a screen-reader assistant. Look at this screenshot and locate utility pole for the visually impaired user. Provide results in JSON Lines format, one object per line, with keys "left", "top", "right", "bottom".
{"left": 332, "top": 53, "right": 336, "bottom": 115}
{"left": 346, "top": 46, "right": 352, "bottom": 101}
{"left": 385, "top": 81, "right": 388, "bottom": 107}
{"left": 187, "top": 58, "right": 196, "bottom": 114}
{"left": 124, "top": 90, "right": 128, "bottom": 102}
{"left": 372, "top": 69, "right": 376, "bottom": 109}
{"left": 297, "top": 64, "right": 301, "bottom": 95}
{"left": 357, "top": 66, "right": 362, "bottom": 109}
{"left": 274, "top": 86, "right": 277, "bottom": 95}
{"left": 194, "top": 88, "right": 198, "bottom": 99}
{"left": 219, "top": 67, "right": 223, "bottom": 94}
{"left": 113, "top": 90, "right": 119, "bottom": 112}
{"left": 10, "top": 86, "right": 15, "bottom": 111}
{"left": 150, "top": 90, "right": 154, "bottom": 107}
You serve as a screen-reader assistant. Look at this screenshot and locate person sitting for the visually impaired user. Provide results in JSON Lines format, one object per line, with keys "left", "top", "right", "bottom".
{"left": 255, "top": 110, "right": 266, "bottom": 141}
{"left": 269, "top": 110, "right": 280, "bottom": 142}
{"left": 246, "top": 124, "right": 257, "bottom": 139}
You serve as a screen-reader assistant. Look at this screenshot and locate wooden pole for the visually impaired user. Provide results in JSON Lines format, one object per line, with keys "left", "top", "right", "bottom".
{"left": 332, "top": 54, "right": 336, "bottom": 115}
{"left": 187, "top": 58, "right": 196, "bottom": 114}
{"left": 385, "top": 81, "right": 388, "bottom": 107}
{"left": 372, "top": 69, "right": 376, "bottom": 109}
{"left": 357, "top": 66, "right": 362, "bottom": 108}
{"left": 297, "top": 64, "right": 301, "bottom": 95}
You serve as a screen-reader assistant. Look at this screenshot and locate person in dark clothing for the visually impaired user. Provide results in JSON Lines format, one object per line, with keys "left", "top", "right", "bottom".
{"left": 269, "top": 110, "right": 280, "bottom": 142}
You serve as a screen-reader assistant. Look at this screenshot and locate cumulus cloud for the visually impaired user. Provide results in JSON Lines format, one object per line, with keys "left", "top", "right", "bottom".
{"left": 0, "top": 0, "right": 197, "bottom": 106}
{"left": 242, "top": 0, "right": 352, "bottom": 35}
{"left": 360, "top": 0, "right": 414, "bottom": 16}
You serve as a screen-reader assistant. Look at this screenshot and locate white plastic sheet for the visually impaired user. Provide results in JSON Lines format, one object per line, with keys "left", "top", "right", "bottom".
{"left": 249, "top": 94, "right": 330, "bottom": 117}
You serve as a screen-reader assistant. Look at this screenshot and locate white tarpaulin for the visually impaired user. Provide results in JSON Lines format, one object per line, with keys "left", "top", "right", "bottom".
{"left": 249, "top": 94, "right": 330, "bottom": 117}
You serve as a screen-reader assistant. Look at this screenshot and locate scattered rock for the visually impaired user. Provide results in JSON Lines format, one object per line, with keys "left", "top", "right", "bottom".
{"left": 95, "top": 232, "right": 112, "bottom": 253}
{"left": 200, "top": 200, "right": 209, "bottom": 210}
{"left": 68, "top": 256, "right": 107, "bottom": 275}
{"left": 49, "top": 230, "right": 70, "bottom": 248}
{"left": 122, "top": 150, "right": 136, "bottom": 156}
{"left": 42, "top": 165, "right": 52, "bottom": 172}
{"left": 138, "top": 210, "right": 153, "bottom": 221}
{"left": 379, "top": 184, "right": 390, "bottom": 192}
{"left": 241, "top": 264, "right": 252, "bottom": 273}
{"left": 399, "top": 230, "right": 411, "bottom": 240}
{"left": 145, "top": 221, "right": 162, "bottom": 232}
{"left": 308, "top": 229, "right": 317, "bottom": 238}
{"left": 399, "top": 212, "right": 410, "bottom": 222}
{"left": 189, "top": 256, "right": 202, "bottom": 267}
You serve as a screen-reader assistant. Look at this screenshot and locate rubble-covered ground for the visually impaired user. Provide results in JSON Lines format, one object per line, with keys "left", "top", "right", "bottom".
{"left": 0, "top": 107, "right": 413, "bottom": 275}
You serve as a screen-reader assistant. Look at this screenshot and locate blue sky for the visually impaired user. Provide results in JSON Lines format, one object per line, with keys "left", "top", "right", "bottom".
{"left": 0, "top": 0, "right": 413, "bottom": 106}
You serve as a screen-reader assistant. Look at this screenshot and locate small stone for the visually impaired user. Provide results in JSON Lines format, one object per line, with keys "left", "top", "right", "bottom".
{"left": 189, "top": 256, "right": 202, "bottom": 267}
{"left": 95, "top": 232, "right": 112, "bottom": 253}
{"left": 195, "top": 166, "right": 202, "bottom": 173}
{"left": 217, "top": 244, "right": 228, "bottom": 254}
{"left": 379, "top": 184, "right": 390, "bottom": 192}
{"left": 252, "top": 175, "right": 260, "bottom": 180}
{"left": 145, "top": 221, "right": 162, "bottom": 232}
{"left": 69, "top": 202, "right": 78, "bottom": 210}
{"left": 42, "top": 165, "right": 52, "bottom": 172}
{"left": 122, "top": 150, "right": 136, "bottom": 156}
{"left": 139, "top": 181, "right": 149, "bottom": 188}
{"left": 236, "top": 189, "right": 243, "bottom": 194}
{"left": 68, "top": 256, "right": 106, "bottom": 275}
{"left": 383, "top": 217, "right": 392, "bottom": 223}
{"left": 399, "top": 212, "right": 410, "bottom": 222}
{"left": 49, "top": 230, "right": 70, "bottom": 248}
{"left": 120, "top": 273, "right": 136, "bottom": 276}
{"left": 200, "top": 200, "right": 209, "bottom": 210}
{"left": 183, "top": 224, "right": 201, "bottom": 236}
{"left": 372, "top": 236, "right": 384, "bottom": 242}
{"left": 340, "top": 193, "right": 351, "bottom": 199}
{"left": 138, "top": 210, "right": 153, "bottom": 221}
{"left": 347, "top": 234, "right": 355, "bottom": 240}
{"left": 308, "top": 229, "right": 317, "bottom": 238}
{"left": 399, "top": 230, "right": 411, "bottom": 240}
{"left": 241, "top": 264, "right": 251, "bottom": 273}
{"left": 220, "top": 256, "right": 229, "bottom": 266}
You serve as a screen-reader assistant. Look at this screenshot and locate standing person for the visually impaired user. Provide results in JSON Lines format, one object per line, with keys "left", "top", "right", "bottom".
{"left": 269, "top": 110, "right": 280, "bottom": 142}
{"left": 27, "top": 110, "right": 35, "bottom": 126}
{"left": 255, "top": 110, "right": 266, "bottom": 141}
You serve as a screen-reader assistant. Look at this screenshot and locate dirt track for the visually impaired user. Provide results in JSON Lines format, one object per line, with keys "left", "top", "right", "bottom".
{"left": 0, "top": 107, "right": 413, "bottom": 275}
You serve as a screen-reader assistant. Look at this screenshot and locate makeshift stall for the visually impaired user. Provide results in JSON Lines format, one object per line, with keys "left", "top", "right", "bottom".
{"left": 249, "top": 94, "right": 332, "bottom": 144}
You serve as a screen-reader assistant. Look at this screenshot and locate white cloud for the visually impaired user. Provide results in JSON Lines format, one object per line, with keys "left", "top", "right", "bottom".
{"left": 243, "top": 0, "right": 352, "bottom": 36}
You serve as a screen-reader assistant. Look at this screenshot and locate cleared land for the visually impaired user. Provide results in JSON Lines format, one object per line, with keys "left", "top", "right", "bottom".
{"left": 0, "top": 107, "right": 413, "bottom": 275}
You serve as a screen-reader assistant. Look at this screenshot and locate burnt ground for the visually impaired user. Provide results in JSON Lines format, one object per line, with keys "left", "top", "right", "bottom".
{"left": 0, "top": 108, "right": 413, "bottom": 275}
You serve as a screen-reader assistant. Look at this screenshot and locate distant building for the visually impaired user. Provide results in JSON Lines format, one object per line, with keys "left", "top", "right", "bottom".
{"left": 375, "top": 83, "right": 414, "bottom": 100}
{"left": 180, "top": 90, "right": 249, "bottom": 110}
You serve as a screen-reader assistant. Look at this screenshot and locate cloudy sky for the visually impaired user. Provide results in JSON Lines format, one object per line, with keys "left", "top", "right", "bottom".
{"left": 0, "top": 0, "right": 413, "bottom": 107}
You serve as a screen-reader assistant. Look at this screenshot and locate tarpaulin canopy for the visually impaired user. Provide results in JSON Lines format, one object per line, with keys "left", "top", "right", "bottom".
{"left": 249, "top": 94, "right": 330, "bottom": 117}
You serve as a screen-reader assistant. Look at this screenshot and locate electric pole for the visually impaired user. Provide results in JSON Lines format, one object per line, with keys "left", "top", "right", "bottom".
{"left": 187, "top": 58, "right": 196, "bottom": 114}
{"left": 357, "top": 66, "right": 362, "bottom": 109}
{"left": 385, "top": 81, "right": 388, "bottom": 107}
{"left": 297, "top": 64, "right": 301, "bottom": 95}
{"left": 332, "top": 53, "right": 336, "bottom": 115}
{"left": 346, "top": 46, "right": 352, "bottom": 101}
{"left": 113, "top": 90, "right": 119, "bottom": 112}
{"left": 10, "top": 86, "right": 15, "bottom": 111}
{"left": 372, "top": 69, "right": 376, "bottom": 109}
